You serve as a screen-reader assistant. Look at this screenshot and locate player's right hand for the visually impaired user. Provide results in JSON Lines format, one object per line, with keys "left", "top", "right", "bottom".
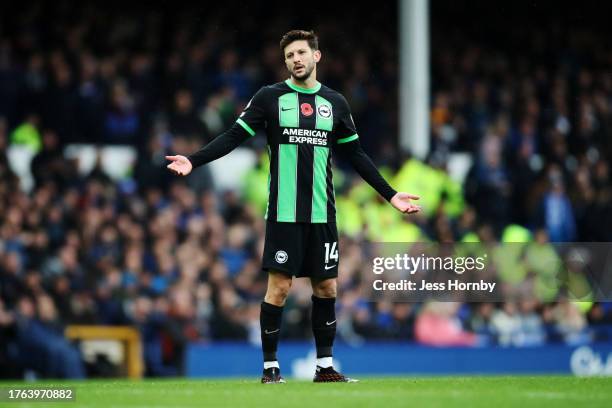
{"left": 165, "top": 155, "right": 193, "bottom": 176}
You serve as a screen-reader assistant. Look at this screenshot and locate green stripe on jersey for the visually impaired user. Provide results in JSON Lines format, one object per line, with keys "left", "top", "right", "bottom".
{"left": 264, "top": 145, "right": 271, "bottom": 220}
{"left": 278, "top": 93, "right": 299, "bottom": 128}
{"left": 337, "top": 134, "right": 359, "bottom": 144}
{"left": 311, "top": 146, "right": 329, "bottom": 223}
{"left": 277, "top": 144, "right": 298, "bottom": 222}
{"left": 236, "top": 118, "right": 256, "bottom": 136}
{"left": 315, "top": 95, "right": 333, "bottom": 131}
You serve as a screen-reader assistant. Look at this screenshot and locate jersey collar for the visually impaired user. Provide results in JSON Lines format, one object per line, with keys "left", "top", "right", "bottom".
{"left": 285, "top": 79, "right": 321, "bottom": 94}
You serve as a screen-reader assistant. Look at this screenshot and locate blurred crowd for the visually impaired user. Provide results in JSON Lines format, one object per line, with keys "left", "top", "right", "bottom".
{"left": 429, "top": 21, "right": 612, "bottom": 241}
{"left": 1, "top": 1, "right": 612, "bottom": 379}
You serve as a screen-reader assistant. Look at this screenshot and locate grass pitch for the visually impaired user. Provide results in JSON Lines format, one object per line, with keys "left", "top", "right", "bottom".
{"left": 1, "top": 376, "right": 611, "bottom": 408}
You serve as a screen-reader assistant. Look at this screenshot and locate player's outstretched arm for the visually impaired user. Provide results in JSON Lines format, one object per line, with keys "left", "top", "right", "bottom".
{"left": 335, "top": 139, "right": 421, "bottom": 215}
{"left": 166, "top": 87, "right": 267, "bottom": 176}
{"left": 165, "top": 122, "right": 252, "bottom": 176}
{"left": 333, "top": 93, "right": 420, "bottom": 215}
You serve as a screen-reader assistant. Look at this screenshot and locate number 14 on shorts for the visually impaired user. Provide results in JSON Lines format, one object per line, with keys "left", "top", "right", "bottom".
{"left": 324, "top": 242, "right": 338, "bottom": 265}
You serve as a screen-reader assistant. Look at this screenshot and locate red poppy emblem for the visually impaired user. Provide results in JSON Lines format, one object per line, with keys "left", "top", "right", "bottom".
{"left": 300, "top": 103, "right": 314, "bottom": 117}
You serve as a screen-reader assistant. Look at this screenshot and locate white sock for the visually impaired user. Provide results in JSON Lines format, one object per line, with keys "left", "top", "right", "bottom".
{"left": 264, "top": 361, "right": 280, "bottom": 369}
{"left": 316, "top": 357, "right": 333, "bottom": 368}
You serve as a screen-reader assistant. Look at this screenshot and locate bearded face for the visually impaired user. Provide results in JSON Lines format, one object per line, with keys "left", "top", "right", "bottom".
{"left": 284, "top": 40, "right": 321, "bottom": 82}
{"left": 291, "top": 57, "right": 316, "bottom": 80}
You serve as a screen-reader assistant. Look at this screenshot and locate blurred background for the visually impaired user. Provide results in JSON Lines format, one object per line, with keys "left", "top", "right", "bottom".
{"left": 1, "top": 0, "right": 611, "bottom": 379}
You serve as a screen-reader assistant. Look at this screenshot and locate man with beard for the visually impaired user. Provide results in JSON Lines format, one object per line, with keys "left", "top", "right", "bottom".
{"left": 166, "top": 30, "right": 421, "bottom": 383}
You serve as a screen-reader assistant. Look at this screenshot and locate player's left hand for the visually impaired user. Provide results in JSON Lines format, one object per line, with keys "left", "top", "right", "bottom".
{"left": 390, "top": 192, "right": 421, "bottom": 214}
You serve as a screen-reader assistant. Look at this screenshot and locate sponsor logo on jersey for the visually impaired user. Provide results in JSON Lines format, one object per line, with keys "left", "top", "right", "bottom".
{"left": 282, "top": 128, "right": 329, "bottom": 146}
{"left": 300, "top": 103, "right": 314, "bottom": 117}
{"left": 317, "top": 104, "right": 332, "bottom": 118}
{"left": 282, "top": 128, "right": 328, "bottom": 137}
{"left": 275, "top": 250, "right": 288, "bottom": 264}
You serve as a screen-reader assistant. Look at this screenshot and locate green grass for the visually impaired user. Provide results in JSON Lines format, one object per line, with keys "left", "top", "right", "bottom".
{"left": 1, "top": 376, "right": 611, "bottom": 408}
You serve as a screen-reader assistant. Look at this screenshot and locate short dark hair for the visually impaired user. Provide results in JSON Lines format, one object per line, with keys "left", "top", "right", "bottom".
{"left": 279, "top": 30, "right": 319, "bottom": 54}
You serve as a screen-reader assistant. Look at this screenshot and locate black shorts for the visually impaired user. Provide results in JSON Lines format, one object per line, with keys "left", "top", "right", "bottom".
{"left": 262, "top": 221, "right": 339, "bottom": 279}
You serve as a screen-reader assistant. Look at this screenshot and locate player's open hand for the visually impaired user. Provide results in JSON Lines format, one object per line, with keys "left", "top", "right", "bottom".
{"left": 165, "top": 155, "right": 193, "bottom": 176}
{"left": 390, "top": 192, "right": 421, "bottom": 214}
